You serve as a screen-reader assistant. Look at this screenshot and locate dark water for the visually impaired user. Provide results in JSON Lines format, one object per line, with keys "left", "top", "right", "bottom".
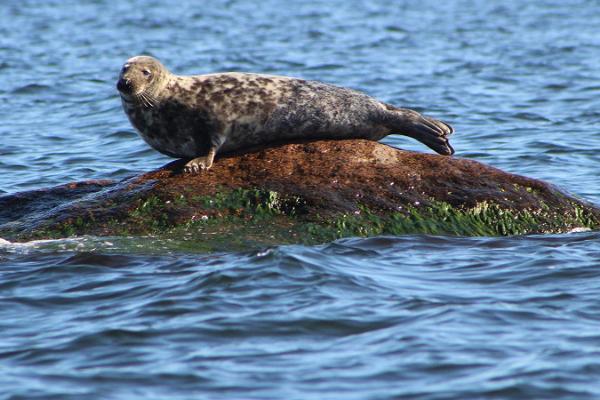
{"left": 1, "top": 0, "right": 600, "bottom": 398}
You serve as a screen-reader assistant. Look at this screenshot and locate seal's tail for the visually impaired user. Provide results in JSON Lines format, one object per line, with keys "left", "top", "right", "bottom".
{"left": 384, "top": 106, "right": 455, "bottom": 155}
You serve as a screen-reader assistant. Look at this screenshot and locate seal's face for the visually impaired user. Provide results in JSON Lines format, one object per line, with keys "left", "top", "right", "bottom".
{"left": 117, "top": 56, "right": 165, "bottom": 105}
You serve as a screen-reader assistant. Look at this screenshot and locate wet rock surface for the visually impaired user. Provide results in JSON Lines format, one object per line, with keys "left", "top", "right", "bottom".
{"left": 2, "top": 140, "right": 599, "bottom": 244}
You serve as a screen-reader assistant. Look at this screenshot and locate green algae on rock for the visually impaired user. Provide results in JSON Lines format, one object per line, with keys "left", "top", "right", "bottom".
{"left": 0, "top": 140, "right": 598, "bottom": 248}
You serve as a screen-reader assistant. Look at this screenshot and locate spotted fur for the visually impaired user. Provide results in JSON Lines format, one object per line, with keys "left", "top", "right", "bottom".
{"left": 117, "top": 56, "right": 454, "bottom": 168}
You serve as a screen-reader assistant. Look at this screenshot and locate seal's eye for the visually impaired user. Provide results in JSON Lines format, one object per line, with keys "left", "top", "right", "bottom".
{"left": 121, "top": 65, "right": 129, "bottom": 74}
{"left": 142, "top": 69, "right": 152, "bottom": 77}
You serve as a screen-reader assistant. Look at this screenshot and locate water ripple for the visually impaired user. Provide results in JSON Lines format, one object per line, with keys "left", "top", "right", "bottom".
{"left": 0, "top": 230, "right": 599, "bottom": 398}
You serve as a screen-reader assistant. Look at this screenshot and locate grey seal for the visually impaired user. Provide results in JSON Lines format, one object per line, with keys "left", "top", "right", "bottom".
{"left": 117, "top": 55, "right": 454, "bottom": 172}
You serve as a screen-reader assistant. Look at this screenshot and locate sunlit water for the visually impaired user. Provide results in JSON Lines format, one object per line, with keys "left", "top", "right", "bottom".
{"left": 1, "top": 0, "right": 599, "bottom": 398}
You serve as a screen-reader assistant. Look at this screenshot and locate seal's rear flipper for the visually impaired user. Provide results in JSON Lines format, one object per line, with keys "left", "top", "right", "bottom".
{"left": 384, "top": 107, "right": 455, "bottom": 155}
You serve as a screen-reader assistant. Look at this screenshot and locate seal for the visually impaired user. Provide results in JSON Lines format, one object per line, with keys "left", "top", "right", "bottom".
{"left": 117, "top": 55, "right": 455, "bottom": 172}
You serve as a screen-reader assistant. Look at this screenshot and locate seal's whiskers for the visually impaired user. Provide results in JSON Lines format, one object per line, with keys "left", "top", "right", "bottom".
{"left": 137, "top": 91, "right": 156, "bottom": 108}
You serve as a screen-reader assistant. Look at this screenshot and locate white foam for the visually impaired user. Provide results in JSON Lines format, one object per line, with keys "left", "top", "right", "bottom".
{"left": 0, "top": 236, "right": 88, "bottom": 253}
{"left": 0, "top": 237, "right": 64, "bottom": 247}
{"left": 568, "top": 227, "right": 592, "bottom": 234}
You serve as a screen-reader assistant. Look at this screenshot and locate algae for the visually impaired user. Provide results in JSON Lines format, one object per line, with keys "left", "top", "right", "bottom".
{"left": 13, "top": 187, "right": 600, "bottom": 249}
{"left": 125, "top": 188, "right": 600, "bottom": 249}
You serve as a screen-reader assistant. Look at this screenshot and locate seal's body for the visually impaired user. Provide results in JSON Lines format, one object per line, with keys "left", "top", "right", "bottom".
{"left": 117, "top": 56, "right": 454, "bottom": 172}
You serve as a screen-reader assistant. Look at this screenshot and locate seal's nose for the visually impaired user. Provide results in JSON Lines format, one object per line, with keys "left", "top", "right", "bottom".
{"left": 116, "top": 78, "right": 132, "bottom": 93}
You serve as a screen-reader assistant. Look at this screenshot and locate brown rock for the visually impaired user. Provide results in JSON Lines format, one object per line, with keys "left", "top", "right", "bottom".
{"left": 1, "top": 140, "right": 598, "bottom": 242}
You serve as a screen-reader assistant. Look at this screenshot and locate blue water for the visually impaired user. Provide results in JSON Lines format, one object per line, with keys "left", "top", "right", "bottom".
{"left": 1, "top": 0, "right": 600, "bottom": 398}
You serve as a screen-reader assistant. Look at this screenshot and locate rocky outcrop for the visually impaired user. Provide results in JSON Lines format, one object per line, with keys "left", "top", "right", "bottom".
{"left": 1, "top": 140, "right": 598, "bottom": 248}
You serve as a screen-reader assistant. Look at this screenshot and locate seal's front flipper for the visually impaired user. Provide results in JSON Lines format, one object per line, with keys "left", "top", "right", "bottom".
{"left": 184, "top": 147, "right": 217, "bottom": 173}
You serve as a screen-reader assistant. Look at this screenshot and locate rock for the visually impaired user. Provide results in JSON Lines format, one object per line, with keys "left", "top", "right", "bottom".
{"left": 1, "top": 140, "right": 598, "bottom": 249}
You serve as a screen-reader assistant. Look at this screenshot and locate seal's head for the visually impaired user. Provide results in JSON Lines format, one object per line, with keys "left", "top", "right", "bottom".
{"left": 117, "top": 56, "right": 168, "bottom": 106}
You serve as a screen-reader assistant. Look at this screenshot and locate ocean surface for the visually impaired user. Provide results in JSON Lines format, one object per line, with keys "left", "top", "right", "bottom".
{"left": 1, "top": 0, "right": 600, "bottom": 398}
